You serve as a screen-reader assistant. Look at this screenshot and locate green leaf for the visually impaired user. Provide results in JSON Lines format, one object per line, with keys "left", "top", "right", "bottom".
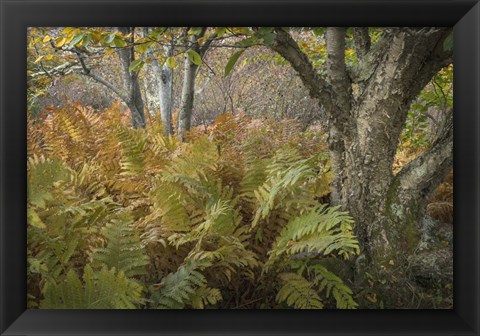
{"left": 214, "top": 27, "right": 227, "bottom": 37}
{"left": 237, "top": 37, "right": 257, "bottom": 48}
{"left": 81, "top": 34, "right": 92, "bottom": 47}
{"left": 255, "top": 28, "right": 276, "bottom": 45}
{"left": 260, "top": 32, "right": 276, "bottom": 45}
{"left": 136, "top": 41, "right": 153, "bottom": 53}
{"left": 186, "top": 49, "right": 202, "bottom": 66}
{"left": 129, "top": 59, "right": 145, "bottom": 72}
{"left": 166, "top": 56, "right": 177, "bottom": 68}
{"left": 224, "top": 49, "right": 245, "bottom": 77}
{"left": 189, "top": 27, "right": 203, "bottom": 36}
{"left": 313, "top": 28, "right": 325, "bottom": 36}
{"left": 113, "top": 36, "right": 127, "bottom": 48}
{"left": 104, "top": 33, "right": 116, "bottom": 44}
{"left": 69, "top": 33, "right": 84, "bottom": 47}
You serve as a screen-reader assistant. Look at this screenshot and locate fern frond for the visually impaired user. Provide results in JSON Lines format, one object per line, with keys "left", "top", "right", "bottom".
{"left": 27, "top": 155, "right": 69, "bottom": 208}
{"left": 309, "top": 264, "right": 358, "bottom": 309}
{"left": 276, "top": 272, "right": 323, "bottom": 309}
{"left": 114, "top": 125, "right": 146, "bottom": 176}
{"left": 91, "top": 215, "right": 149, "bottom": 278}
{"left": 151, "top": 260, "right": 210, "bottom": 309}
{"left": 41, "top": 265, "right": 143, "bottom": 309}
{"left": 265, "top": 205, "right": 359, "bottom": 270}
{"left": 251, "top": 153, "right": 319, "bottom": 228}
{"left": 190, "top": 286, "right": 223, "bottom": 309}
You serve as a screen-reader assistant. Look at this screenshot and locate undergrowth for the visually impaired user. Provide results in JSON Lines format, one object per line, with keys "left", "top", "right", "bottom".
{"left": 27, "top": 103, "right": 359, "bottom": 309}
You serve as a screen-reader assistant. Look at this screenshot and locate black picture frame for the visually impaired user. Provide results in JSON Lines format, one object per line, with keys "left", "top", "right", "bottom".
{"left": 1, "top": 0, "right": 479, "bottom": 335}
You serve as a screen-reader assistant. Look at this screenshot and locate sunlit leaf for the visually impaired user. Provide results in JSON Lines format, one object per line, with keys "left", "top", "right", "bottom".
{"left": 129, "top": 59, "right": 145, "bottom": 72}
{"left": 224, "top": 49, "right": 245, "bottom": 77}
{"left": 166, "top": 56, "right": 177, "bottom": 68}
{"left": 186, "top": 49, "right": 202, "bottom": 66}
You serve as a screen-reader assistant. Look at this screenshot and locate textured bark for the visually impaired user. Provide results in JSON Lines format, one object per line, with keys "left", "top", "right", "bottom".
{"left": 353, "top": 28, "right": 371, "bottom": 59}
{"left": 177, "top": 28, "right": 215, "bottom": 141}
{"left": 177, "top": 32, "right": 201, "bottom": 141}
{"left": 270, "top": 28, "right": 453, "bottom": 294}
{"left": 118, "top": 27, "right": 146, "bottom": 129}
{"left": 150, "top": 52, "right": 174, "bottom": 135}
{"left": 158, "top": 45, "right": 174, "bottom": 135}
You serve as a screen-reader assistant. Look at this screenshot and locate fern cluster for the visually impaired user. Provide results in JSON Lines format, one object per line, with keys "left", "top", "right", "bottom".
{"left": 28, "top": 104, "right": 359, "bottom": 309}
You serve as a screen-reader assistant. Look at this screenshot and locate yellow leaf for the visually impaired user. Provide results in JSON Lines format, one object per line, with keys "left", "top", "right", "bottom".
{"left": 42, "top": 35, "right": 51, "bottom": 43}
{"left": 165, "top": 56, "right": 177, "bottom": 68}
{"left": 388, "top": 259, "right": 395, "bottom": 266}
{"left": 55, "top": 36, "right": 67, "bottom": 48}
{"left": 28, "top": 208, "right": 46, "bottom": 229}
{"left": 44, "top": 55, "right": 53, "bottom": 61}
{"left": 34, "top": 55, "right": 44, "bottom": 64}
{"left": 197, "top": 36, "right": 207, "bottom": 46}
{"left": 62, "top": 27, "right": 75, "bottom": 35}
{"left": 366, "top": 293, "right": 377, "bottom": 303}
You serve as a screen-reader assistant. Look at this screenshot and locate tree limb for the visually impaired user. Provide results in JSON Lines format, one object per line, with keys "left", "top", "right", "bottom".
{"left": 325, "top": 27, "right": 351, "bottom": 117}
{"left": 396, "top": 108, "right": 453, "bottom": 199}
{"left": 349, "top": 29, "right": 395, "bottom": 83}
{"left": 269, "top": 28, "right": 336, "bottom": 122}
{"left": 74, "top": 48, "right": 129, "bottom": 103}
{"left": 404, "top": 28, "right": 453, "bottom": 105}
{"left": 353, "top": 28, "right": 371, "bottom": 60}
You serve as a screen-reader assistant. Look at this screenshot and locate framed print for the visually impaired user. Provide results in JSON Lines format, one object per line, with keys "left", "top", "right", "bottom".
{"left": 1, "top": 0, "right": 479, "bottom": 335}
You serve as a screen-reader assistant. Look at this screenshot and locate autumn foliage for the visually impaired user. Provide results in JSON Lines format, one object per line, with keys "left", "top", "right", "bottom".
{"left": 28, "top": 103, "right": 362, "bottom": 309}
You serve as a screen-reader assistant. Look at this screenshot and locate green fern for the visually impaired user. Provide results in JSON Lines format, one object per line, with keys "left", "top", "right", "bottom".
{"left": 250, "top": 151, "right": 322, "bottom": 228}
{"left": 265, "top": 205, "right": 360, "bottom": 270}
{"left": 91, "top": 215, "right": 149, "bottom": 278}
{"left": 27, "top": 155, "right": 69, "bottom": 208}
{"left": 309, "top": 264, "right": 358, "bottom": 309}
{"left": 150, "top": 260, "right": 211, "bottom": 309}
{"left": 276, "top": 272, "right": 323, "bottom": 309}
{"left": 190, "top": 286, "right": 223, "bottom": 309}
{"left": 114, "top": 125, "right": 146, "bottom": 176}
{"left": 41, "top": 265, "right": 143, "bottom": 309}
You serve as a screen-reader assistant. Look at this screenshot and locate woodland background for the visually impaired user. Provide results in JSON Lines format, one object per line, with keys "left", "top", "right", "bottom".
{"left": 27, "top": 27, "right": 453, "bottom": 309}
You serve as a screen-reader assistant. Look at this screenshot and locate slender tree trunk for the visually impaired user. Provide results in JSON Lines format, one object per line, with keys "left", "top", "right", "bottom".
{"left": 177, "top": 28, "right": 216, "bottom": 141}
{"left": 144, "top": 28, "right": 174, "bottom": 135}
{"left": 178, "top": 47, "right": 199, "bottom": 140}
{"left": 177, "top": 30, "right": 203, "bottom": 141}
{"left": 118, "top": 27, "right": 146, "bottom": 129}
{"left": 158, "top": 45, "right": 174, "bottom": 135}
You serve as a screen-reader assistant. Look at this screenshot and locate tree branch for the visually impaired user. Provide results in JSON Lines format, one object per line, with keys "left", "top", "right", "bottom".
{"left": 325, "top": 27, "right": 351, "bottom": 117}
{"left": 269, "top": 28, "right": 337, "bottom": 121}
{"left": 396, "top": 108, "right": 453, "bottom": 199}
{"left": 28, "top": 62, "right": 81, "bottom": 78}
{"left": 349, "top": 28, "right": 395, "bottom": 84}
{"left": 73, "top": 48, "right": 129, "bottom": 103}
{"left": 353, "top": 28, "right": 371, "bottom": 60}
{"left": 404, "top": 28, "right": 453, "bottom": 105}
{"left": 199, "top": 31, "right": 217, "bottom": 56}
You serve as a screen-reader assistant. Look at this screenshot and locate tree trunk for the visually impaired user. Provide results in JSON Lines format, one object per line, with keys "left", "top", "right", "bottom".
{"left": 270, "top": 27, "right": 453, "bottom": 304}
{"left": 158, "top": 46, "right": 174, "bottom": 135}
{"left": 177, "top": 28, "right": 216, "bottom": 141}
{"left": 177, "top": 33, "right": 199, "bottom": 141}
{"left": 118, "top": 27, "right": 146, "bottom": 129}
{"left": 144, "top": 28, "right": 174, "bottom": 136}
